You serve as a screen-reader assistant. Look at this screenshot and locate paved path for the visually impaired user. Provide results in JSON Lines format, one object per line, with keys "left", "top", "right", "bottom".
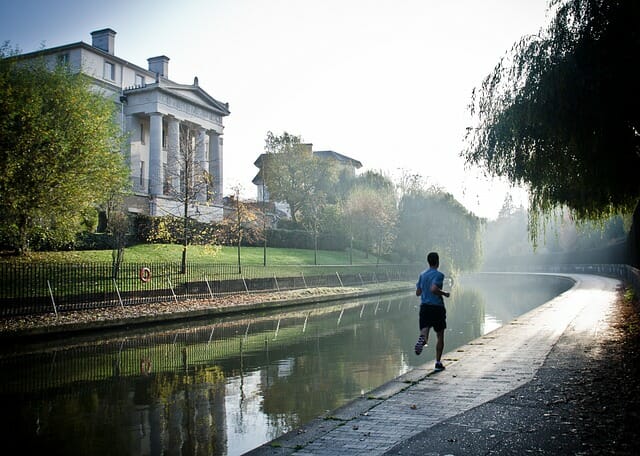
{"left": 246, "top": 273, "right": 620, "bottom": 455}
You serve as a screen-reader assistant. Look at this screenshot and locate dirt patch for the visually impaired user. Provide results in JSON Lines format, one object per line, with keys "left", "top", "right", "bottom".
{"left": 574, "top": 286, "right": 640, "bottom": 454}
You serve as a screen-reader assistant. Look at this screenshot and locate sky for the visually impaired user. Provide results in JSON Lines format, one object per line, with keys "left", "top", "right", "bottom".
{"left": 0, "top": 0, "right": 552, "bottom": 220}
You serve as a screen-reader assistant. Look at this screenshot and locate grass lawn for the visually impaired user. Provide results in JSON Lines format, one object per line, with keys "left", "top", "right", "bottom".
{"left": 1, "top": 244, "right": 385, "bottom": 265}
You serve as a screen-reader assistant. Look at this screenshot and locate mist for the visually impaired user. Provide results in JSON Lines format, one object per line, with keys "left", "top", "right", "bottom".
{"left": 481, "top": 205, "right": 630, "bottom": 271}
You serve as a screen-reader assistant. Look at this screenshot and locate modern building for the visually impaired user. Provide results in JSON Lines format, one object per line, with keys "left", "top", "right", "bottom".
{"left": 15, "top": 28, "right": 230, "bottom": 222}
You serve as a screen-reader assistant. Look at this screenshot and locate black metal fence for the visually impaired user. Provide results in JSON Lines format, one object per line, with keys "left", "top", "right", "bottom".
{"left": 0, "top": 262, "right": 420, "bottom": 317}
{"left": 483, "top": 263, "right": 640, "bottom": 296}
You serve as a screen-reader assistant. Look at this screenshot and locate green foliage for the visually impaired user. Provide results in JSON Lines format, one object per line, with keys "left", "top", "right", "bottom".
{"left": 394, "top": 186, "right": 482, "bottom": 271}
{"left": 463, "top": 0, "right": 640, "bottom": 241}
{"left": 262, "top": 131, "right": 338, "bottom": 224}
{"left": 344, "top": 180, "right": 397, "bottom": 260}
{"left": 135, "top": 215, "right": 224, "bottom": 245}
{"left": 0, "top": 45, "right": 130, "bottom": 254}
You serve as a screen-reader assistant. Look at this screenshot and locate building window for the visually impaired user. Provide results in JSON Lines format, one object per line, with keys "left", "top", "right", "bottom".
{"left": 103, "top": 61, "right": 115, "bottom": 81}
{"left": 139, "top": 161, "right": 145, "bottom": 187}
{"left": 140, "top": 123, "right": 145, "bottom": 144}
{"left": 135, "top": 74, "right": 145, "bottom": 87}
{"left": 162, "top": 127, "right": 167, "bottom": 150}
{"left": 57, "top": 53, "right": 69, "bottom": 65}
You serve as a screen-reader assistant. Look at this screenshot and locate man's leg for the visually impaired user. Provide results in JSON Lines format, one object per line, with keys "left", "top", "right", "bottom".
{"left": 415, "top": 327, "right": 429, "bottom": 355}
{"left": 435, "top": 329, "right": 444, "bottom": 362}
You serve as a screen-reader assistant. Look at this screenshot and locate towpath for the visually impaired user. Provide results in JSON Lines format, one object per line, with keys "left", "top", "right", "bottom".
{"left": 247, "top": 273, "right": 638, "bottom": 455}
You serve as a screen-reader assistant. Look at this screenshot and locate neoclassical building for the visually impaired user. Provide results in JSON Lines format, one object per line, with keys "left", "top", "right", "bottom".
{"left": 17, "top": 28, "right": 230, "bottom": 222}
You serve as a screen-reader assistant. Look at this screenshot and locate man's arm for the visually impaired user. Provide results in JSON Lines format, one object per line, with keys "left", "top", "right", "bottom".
{"left": 430, "top": 283, "right": 450, "bottom": 298}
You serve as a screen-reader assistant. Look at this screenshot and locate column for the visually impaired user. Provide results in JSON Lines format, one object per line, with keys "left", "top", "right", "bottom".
{"left": 149, "top": 112, "right": 164, "bottom": 197}
{"left": 208, "top": 131, "right": 222, "bottom": 203}
{"left": 167, "top": 117, "right": 180, "bottom": 195}
{"left": 124, "top": 115, "right": 135, "bottom": 189}
{"left": 197, "top": 127, "right": 208, "bottom": 202}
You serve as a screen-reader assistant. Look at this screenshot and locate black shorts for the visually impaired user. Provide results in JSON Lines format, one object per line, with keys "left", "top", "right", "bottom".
{"left": 419, "top": 304, "right": 446, "bottom": 332}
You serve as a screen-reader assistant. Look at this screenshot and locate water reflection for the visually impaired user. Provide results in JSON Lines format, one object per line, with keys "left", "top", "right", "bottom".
{"left": 0, "top": 273, "right": 572, "bottom": 455}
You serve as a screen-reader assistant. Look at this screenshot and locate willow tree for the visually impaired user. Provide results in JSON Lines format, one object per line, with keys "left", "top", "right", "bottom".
{"left": 0, "top": 45, "right": 129, "bottom": 254}
{"left": 462, "top": 0, "right": 640, "bottom": 259}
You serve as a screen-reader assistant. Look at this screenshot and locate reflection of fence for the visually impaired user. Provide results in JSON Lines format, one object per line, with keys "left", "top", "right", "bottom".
{"left": 0, "top": 262, "right": 420, "bottom": 317}
{"left": 485, "top": 263, "right": 640, "bottom": 295}
{"left": 0, "top": 294, "right": 413, "bottom": 393}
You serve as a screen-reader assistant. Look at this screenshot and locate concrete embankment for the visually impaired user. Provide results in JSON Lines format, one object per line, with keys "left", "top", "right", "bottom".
{"left": 0, "top": 282, "right": 413, "bottom": 342}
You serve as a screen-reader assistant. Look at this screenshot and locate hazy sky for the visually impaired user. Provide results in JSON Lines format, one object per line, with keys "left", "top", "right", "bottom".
{"left": 1, "top": 0, "right": 552, "bottom": 219}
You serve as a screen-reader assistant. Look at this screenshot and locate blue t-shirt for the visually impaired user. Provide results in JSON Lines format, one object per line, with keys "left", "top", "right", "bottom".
{"left": 416, "top": 267, "right": 445, "bottom": 306}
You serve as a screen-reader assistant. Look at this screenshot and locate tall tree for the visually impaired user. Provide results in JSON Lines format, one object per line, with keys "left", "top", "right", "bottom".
{"left": 344, "top": 185, "right": 397, "bottom": 263}
{"left": 394, "top": 183, "right": 482, "bottom": 271}
{"left": 262, "top": 131, "right": 336, "bottom": 224}
{"left": 462, "top": 0, "right": 640, "bottom": 252}
{"left": 0, "top": 45, "right": 129, "bottom": 254}
{"left": 343, "top": 171, "right": 397, "bottom": 262}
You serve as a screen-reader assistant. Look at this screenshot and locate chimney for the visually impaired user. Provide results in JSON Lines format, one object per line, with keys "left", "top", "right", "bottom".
{"left": 148, "top": 56, "right": 170, "bottom": 78}
{"left": 91, "top": 28, "right": 116, "bottom": 55}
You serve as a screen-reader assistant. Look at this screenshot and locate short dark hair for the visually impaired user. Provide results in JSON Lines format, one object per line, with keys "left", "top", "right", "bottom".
{"left": 427, "top": 252, "right": 439, "bottom": 267}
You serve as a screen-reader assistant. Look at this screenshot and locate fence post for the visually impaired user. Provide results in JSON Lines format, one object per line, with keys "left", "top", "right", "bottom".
{"left": 204, "top": 275, "right": 215, "bottom": 300}
{"left": 167, "top": 277, "right": 179, "bottom": 303}
{"left": 112, "top": 278, "right": 124, "bottom": 309}
{"left": 47, "top": 279, "right": 58, "bottom": 318}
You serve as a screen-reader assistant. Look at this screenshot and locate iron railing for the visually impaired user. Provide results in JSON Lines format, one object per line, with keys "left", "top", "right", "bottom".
{"left": 0, "top": 262, "right": 420, "bottom": 317}
{"left": 482, "top": 263, "right": 640, "bottom": 296}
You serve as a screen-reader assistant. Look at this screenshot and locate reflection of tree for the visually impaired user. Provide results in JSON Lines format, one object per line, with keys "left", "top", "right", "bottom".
{"left": 460, "top": 274, "right": 572, "bottom": 325}
{"left": 259, "top": 306, "right": 410, "bottom": 427}
{"left": 447, "top": 288, "right": 485, "bottom": 341}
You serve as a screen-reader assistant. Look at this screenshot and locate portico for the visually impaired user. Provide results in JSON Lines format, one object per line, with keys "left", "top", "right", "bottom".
{"left": 123, "top": 76, "right": 229, "bottom": 222}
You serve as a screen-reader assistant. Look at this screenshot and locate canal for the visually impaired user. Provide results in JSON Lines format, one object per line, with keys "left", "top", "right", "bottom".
{"left": 0, "top": 273, "right": 573, "bottom": 455}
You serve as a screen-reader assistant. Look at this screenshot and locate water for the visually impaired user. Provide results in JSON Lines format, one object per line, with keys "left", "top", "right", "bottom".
{"left": 0, "top": 273, "right": 572, "bottom": 455}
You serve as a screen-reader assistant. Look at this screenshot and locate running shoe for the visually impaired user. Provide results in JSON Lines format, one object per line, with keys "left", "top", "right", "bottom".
{"left": 414, "top": 335, "right": 427, "bottom": 355}
{"left": 434, "top": 361, "right": 445, "bottom": 371}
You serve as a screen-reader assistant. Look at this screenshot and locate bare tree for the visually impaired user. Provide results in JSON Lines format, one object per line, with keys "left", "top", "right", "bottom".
{"left": 108, "top": 210, "right": 129, "bottom": 279}
{"left": 216, "top": 187, "right": 262, "bottom": 274}
{"left": 164, "top": 124, "right": 213, "bottom": 273}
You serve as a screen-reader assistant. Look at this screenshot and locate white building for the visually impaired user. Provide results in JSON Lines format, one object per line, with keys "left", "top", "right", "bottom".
{"left": 16, "top": 28, "right": 230, "bottom": 222}
{"left": 252, "top": 145, "right": 363, "bottom": 218}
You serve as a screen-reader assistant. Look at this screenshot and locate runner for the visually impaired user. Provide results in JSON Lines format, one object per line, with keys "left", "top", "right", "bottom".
{"left": 415, "top": 252, "right": 450, "bottom": 371}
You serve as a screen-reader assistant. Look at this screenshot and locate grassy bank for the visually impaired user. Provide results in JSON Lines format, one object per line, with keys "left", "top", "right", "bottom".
{"left": 1, "top": 244, "right": 385, "bottom": 265}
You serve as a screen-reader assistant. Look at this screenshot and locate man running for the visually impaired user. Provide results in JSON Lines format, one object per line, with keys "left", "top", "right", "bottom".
{"left": 414, "top": 252, "right": 450, "bottom": 371}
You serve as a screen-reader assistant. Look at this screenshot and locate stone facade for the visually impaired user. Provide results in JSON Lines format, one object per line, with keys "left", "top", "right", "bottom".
{"left": 17, "top": 28, "right": 230, "bottom": 222}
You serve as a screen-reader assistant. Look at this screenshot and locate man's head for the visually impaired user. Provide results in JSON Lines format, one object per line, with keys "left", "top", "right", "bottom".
{"left": 427, "top": 252, "right": 439, "bottom": 267}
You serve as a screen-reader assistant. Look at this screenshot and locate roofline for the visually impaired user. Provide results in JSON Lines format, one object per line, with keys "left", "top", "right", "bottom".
{"left": 124, "top": 82, "right": 230, "bottom": 116}
{"left": 14, "top": 41, "right": 157, "bottom": 78}
{"left": 16, "top": 41, "right": 230, "bottom": 115}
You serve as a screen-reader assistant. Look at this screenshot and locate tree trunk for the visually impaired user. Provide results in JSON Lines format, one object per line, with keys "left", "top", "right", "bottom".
{"left": 17, "top": 215, "right": 30, "bottom": 256}
{"left": 181, "top": 197, "right": 188, "bottom": 274}
{"left": 628, "top": 200, "right": 640, "bottom": 267}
